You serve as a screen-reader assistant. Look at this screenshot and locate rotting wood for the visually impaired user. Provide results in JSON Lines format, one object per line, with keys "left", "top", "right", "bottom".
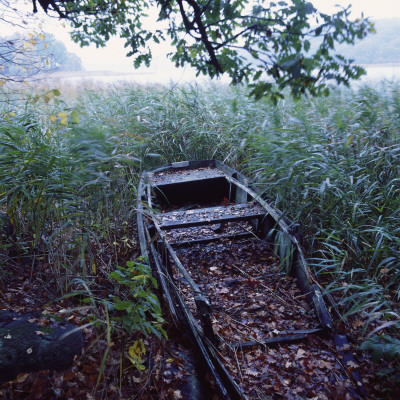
{"left": 158, "top": 203, "right": 266, "bottom": 231}
{"left": 233, "top": 327, "right": 324, "bottom": 350}
{"left": 0, "top": 310, "right": 83, "bottom": 385}
{"left": 138, "top": 160, "right": 365, "bottom": 399}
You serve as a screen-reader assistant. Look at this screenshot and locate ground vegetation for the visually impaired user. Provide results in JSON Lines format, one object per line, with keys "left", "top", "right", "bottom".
{"left": 0, "top": 79, "right": 399, "bottom": 398}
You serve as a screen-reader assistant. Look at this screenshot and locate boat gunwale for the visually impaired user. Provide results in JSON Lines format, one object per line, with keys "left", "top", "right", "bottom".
{"left": 141, "top": 161, "right": 332, "bottom": 329}
{"left": 137, "top": 160, "right": 339, "bottom": 399}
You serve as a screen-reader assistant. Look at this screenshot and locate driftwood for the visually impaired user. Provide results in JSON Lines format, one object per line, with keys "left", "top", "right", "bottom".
{"left": 0, "top": 311, "right": 83, "bottom": 384}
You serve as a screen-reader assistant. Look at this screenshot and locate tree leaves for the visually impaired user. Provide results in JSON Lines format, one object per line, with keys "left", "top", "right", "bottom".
{"left": 30, "top": 0, "right": 373, "bottom": 100}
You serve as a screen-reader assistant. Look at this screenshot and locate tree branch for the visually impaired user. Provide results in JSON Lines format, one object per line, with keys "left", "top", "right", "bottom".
{"left": 180, "top": 0, "right": 223, "bottom": 73}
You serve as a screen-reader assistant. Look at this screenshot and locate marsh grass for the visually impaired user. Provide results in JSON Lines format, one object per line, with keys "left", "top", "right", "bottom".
{"left": 244, "top": 82, "right": 400, "bottom": 347}
{"left": 1, "top": 79, "right": 400, "bottom": 393}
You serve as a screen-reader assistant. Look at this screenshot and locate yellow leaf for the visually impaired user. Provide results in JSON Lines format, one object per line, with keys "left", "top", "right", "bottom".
{"left": 30, "top": 39, "right": 37, "bottom": 45}
{"left": 127, "top": 358, "right": 146, "bottom": 370}
{"left": 31, "top": 95, "right": 40, "bottom": 104}
{"left": 127, "top": 339, "right": 146, "bottom": 370}
{"left": 45, "top": 59, "right": 50, "bottom": 66}
{"left": 0, "top": 80, "right": 5, "bottom": 87}
{"left": 38, "top": 33, "right": 45, "bottom": 40}
{"left": 58, "top": 111, "right": 67, "bottom": 118}
{"left": 128, "top": 340, "right": 145, "bottom": 362}
{"left": 71, "top": 110, "right": 80, "bottom": 124}
{"left": 91, "top": 261, "right": 96, "bottom": 275}
{"left": 346, "top": 135, "right": 354, "bottom": 147}
{"left": 49, "top": 115, "right": 57, "bottom": 122}
{"left": 60, "top": 118, "right": 68, "bottom": 125}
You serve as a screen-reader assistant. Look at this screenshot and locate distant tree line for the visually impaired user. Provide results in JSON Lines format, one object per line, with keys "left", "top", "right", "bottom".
{"left": 0, "top": 32, "right": 82, "bottom": 83}
{"left": 337, "top": 18, "right": 400, "bottom": 64}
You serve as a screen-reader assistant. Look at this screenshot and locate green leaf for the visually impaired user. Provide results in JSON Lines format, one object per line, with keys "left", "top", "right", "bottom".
{"left": 360, "top": 335, "right": 400, "bottom": 363}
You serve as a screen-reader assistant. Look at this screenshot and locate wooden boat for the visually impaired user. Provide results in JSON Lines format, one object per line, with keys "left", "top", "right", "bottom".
{"left": 137, "top": 160, "right": 362, "bottom": 399}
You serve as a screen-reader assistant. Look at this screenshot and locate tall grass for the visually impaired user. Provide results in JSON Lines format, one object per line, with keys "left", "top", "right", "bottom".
{"left": 2, "top": 80, "right": 399, "bottom": 322}
{"left": 1, "top": 78, "right": 399, "bottom": 392}
{"left": 244, "top": 81, "right": 400, "bottom": 337}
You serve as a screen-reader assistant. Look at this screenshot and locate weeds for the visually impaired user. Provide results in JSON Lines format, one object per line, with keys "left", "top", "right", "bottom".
{"left": 109, "top": 259, "right": 166, "bottom": 339}
{"left": 1, "top": 79, "right": 400, "bottom": 396}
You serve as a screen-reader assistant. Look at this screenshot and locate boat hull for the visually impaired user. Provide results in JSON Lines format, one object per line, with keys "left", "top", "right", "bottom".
{"left": 137, "top": 160, "right": 361, "bottom": 399}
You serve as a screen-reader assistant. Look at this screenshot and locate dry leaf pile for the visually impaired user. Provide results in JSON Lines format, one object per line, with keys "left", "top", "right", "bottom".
{"left": 169, "top": 234, "right": 361, "bottom": 399}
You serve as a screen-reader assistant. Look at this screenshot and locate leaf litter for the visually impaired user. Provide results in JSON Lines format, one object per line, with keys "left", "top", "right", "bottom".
{"left": 0, "top": 199, "right": 396, "bottom": 399}
{"left": 169, "top": 231, "right": 362, "bottom": 399}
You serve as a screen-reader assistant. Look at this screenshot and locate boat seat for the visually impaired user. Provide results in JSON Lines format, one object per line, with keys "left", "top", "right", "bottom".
{"left": 150, "top": 168, "right": 225, "bottom": 187}
{"left": 157, "top": 203, "right": 266, "bottom": 230}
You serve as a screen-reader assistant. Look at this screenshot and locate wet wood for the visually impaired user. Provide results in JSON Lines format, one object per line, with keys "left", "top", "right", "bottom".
{"left": 233, "top": 328, "right": 323, "bottom": 350}
{"left": 138, "top": 160, "right": 361, "bottom": 399}
{"left": 158, "top": 203, "right": 266, "bottom": 230}
{"left": 0, "top": 311, "right": 82, "bottom": 384}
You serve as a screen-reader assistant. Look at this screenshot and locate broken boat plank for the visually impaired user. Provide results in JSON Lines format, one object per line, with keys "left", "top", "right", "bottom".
{"left": 158, "top": 203, "right": 266, "bottom": 230}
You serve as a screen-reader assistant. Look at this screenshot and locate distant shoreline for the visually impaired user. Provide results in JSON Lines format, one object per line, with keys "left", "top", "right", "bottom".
{"left": 49, "top": 63, "right": 400, "bottom": 78}
{"left": 360, "top": 63, "right": 400, "bottom": 68}
{"left": 48, "top": 70, "right": 155, "bottom": 78}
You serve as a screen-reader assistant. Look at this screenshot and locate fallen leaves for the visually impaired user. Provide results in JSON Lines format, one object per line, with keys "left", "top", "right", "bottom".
{"left": 172, "top": 238, "right": 343, "bottom": 398}
{"left": 127, "top": 339, "right": 146, "bottom": 370}
{"left": 295, "top": 348, "right": 306, "bottom": 359}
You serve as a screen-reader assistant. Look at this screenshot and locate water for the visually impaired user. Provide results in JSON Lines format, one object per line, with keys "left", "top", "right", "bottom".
{"left": 361, "top": 63, "right": 400, "bottom": 82}
{"left": 43, "top": 63, "right": 400, "bottom": 88}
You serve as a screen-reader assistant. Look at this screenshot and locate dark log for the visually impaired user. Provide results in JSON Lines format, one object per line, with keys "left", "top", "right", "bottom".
{"left": 0, "top": 311, "right": 83, "bottom": 384}
{"left": 307, "top": 284, "right": 333, "bottom": 330}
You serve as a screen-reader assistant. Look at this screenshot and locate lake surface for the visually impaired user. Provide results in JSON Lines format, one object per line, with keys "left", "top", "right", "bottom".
{"left": 44, "top": 63, "right": 400, "bottom": 88}
{"left": 360, "top": 63, "right": 400, "bottom": 82}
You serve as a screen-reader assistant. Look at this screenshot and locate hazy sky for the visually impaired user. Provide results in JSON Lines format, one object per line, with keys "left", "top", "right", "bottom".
{"left": 52, "top": 0, "right": 400, "bottom": 73}
{"left": 2, "top": 1, "right": 400, "bottom": 76}
{"left": 314, "top": 0, "right": 400, "bottom": 18}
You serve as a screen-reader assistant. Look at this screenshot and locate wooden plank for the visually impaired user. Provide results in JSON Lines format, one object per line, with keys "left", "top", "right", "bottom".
{"left": 150, "top": 167, "right": 225, "bottom": 187}
{"left": 308, "top": 285, "right": 333, "bottom": 330}
{"left": 137, "top": 178, "right": 178, "bottom": 321}
{"left": 159, "top": 203, "right": 266, "bottom": 230}
{"left": 233, "top": 328, "right": 323, "bottom": 350}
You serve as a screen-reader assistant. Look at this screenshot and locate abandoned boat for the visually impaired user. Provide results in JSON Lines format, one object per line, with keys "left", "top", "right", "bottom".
{"left": 137, "top": 160, "right": 362, "bottom": 399}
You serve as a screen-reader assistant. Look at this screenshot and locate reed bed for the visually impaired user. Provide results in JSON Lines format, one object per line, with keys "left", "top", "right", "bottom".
{"left": 1, "top": 78, "right": 399, "bottom": 393}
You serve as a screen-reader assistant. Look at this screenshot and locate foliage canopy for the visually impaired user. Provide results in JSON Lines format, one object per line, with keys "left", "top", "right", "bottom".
{"left": 31, "top": 1, "right": 373, "bottom": 100}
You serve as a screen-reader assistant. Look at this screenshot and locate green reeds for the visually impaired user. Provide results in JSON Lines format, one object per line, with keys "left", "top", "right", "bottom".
{"left": 1, "top": 78, "right": 399, "bottom": 392}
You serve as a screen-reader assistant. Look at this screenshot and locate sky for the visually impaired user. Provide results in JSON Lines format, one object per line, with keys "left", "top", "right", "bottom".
{"left": 314, "top": 0, "right": 400, "bottom": 19}
{"left": 49, "top": 0, "right": 400, "bottom": 75}
{"left": 1, "top": 1, "right": 400, "bottom": 80}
